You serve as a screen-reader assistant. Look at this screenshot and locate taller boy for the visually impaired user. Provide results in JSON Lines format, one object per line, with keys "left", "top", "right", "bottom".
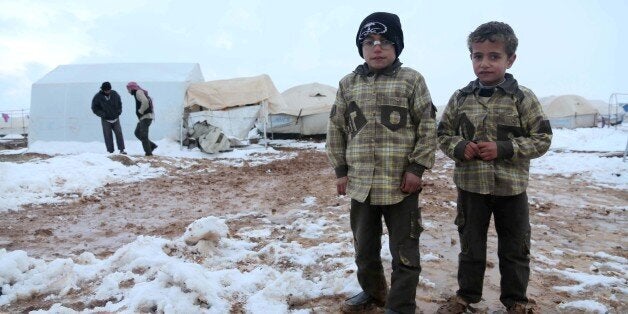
{"left": 437, "top": 22, "right": 552, "bottom": 313}
{"left": 326, "top": 12, "right": 436, "bottom": 314}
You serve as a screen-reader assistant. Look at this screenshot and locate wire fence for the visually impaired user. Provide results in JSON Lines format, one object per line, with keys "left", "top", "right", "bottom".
{"left": 0, "top": 109, "right": 29, "bottom": 136}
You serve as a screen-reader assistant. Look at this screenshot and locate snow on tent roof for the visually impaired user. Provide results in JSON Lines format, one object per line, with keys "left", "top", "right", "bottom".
{"left": 280, "top": 83, "right": 337, "bottom": 116}
{"left": 34, "top": 63, "right": 203, "bottom": 84}
{"left": 184, "top": 74, "right": 288, "bottom": 114}
{"left": 543, "top": 94, "right": 598, "bottom": 118}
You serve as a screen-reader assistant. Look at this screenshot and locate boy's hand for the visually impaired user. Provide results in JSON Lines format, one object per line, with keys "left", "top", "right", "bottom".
{"left": 464, "top": 142, "right": 480, "bottom": 160}
{"left": 477, "top": 141, "right": 498, "bottom": 160}
{"left": 401, "top": 172, "right": 422, "bottom": 194}
{"left": 336, "top": 176, "right": 348, "bottom": 195}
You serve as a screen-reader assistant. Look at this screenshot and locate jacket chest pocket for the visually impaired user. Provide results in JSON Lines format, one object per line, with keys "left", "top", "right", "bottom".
{"left": 380, "top": 96, "right": 409, "bottom": 132}
{"left": 496, "top": 111, "right": 525, "bottom": 140}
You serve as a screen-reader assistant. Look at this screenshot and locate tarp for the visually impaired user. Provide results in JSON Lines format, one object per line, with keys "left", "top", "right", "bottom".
{"left": 184, "top": 74, "right": 287, "bottom": 114}
{"left": 188, "top": 105, "right": 262, "bottom": 140}
{"left": 30, "top": 63, "right": 204, "bottom": 144}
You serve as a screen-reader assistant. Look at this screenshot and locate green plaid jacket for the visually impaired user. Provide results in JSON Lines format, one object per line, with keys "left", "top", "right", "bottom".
{"left": 437, "top": 74, "right": 552, "bottom": 196}
{"left": 326, "top": 60, "right": 437, "bottom": 205}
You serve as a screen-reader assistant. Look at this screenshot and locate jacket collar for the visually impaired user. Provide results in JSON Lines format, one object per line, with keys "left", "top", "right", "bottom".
{"left": 354, "top": 58, "right": 402, "bottom": 77}
{"left": 460, "top": 73, "right": 519, "bottom": 95}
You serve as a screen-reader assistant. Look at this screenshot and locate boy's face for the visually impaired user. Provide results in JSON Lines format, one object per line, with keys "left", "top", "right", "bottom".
{"left": 362, "top": 34, "right": 396, "bottom": 72}
{"left": 470, "top": 40, "right": 516, "bottom": 86}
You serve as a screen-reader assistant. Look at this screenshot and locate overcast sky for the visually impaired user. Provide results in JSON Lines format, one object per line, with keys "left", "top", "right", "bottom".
{"left": 0, "top": 0, "right": 626, "bottom": 113}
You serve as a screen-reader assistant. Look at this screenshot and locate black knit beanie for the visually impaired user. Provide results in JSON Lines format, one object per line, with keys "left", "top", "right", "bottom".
{"left": 101, "top": 81, "right": 112, "bottom": 91}
{"left": 356, "top": 12, "right": 404, "bottom": 58}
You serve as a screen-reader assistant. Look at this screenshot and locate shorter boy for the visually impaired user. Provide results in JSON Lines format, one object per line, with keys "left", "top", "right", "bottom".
{"left": 436, "top": 21, "right": 552, "bottom": 314}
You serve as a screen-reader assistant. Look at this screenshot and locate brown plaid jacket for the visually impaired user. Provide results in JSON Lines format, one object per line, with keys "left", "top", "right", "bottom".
{"left": 437, "top": 74, "right": 552, "bottom": 196}
{"left": 326, "top": 61, "right": 437, "bottom": 205}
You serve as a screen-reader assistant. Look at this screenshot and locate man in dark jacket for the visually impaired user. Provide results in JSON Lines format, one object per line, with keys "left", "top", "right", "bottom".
{"left": 91, "top": 81, "right": 126, "bottom": 154}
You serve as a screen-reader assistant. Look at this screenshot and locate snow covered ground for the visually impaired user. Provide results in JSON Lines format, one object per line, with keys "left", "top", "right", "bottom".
{"left": 0, "top": 125, "right": 626, "bottom": 313}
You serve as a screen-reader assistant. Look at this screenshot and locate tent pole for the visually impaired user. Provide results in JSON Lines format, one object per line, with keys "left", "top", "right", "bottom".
{"left": 179, "top": 118, "right": 183, "bottom": 150}
{"left": 263, "top": 100, "right": 268, "bottom": 149}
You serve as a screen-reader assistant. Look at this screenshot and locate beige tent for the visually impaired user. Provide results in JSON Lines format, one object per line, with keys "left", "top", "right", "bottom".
{"left": 183, "top": 74, "right": 288, "bottom": 140}
{"left": 542, "top": 95, "right": 599, "bottom": 129}
{"left": 261, "top": 82, "right": 337, "bottom": 135}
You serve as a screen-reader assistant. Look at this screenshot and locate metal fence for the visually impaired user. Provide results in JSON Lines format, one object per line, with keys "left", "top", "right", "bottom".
{"left": 0, "top": 109, "right": 29, "bottom": 135}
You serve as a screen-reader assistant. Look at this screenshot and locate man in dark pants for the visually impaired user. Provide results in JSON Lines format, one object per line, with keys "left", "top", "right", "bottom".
{"left": 326, "top": 12, "right": 437, "bottom": 314}
{"left": 126, "top": 81, "right": 157, "bottom": 156}
{"left": 91, "top": 81, "right": 126, "bottom": 154}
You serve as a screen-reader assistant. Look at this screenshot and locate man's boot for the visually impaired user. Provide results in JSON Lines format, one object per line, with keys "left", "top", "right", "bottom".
{"left": 341, "top": 291, "right": 385, "bottom": 313}
{"left": 436, "top": 295, "right": 469, "bottom": 314}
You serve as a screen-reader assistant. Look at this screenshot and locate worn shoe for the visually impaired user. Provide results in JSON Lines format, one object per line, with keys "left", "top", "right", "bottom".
{"left": 120, "top": 150, "right": 127, "bottom": 155}
{"left": 436, "top": 295, "right": 469, "bottom": 314}
{"left": 341, "top": 291, "right": 385, "bottom": 313}
{"left": 507, "top": 303, "right": 534, "bottom": 314}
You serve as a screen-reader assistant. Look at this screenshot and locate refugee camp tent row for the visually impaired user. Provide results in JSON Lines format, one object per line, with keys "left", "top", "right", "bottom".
{"left": 29, "top": 63, "right": 204, "bottom": 144}
{"left": 541, "top": 94, "right": 599, "bottom": 129}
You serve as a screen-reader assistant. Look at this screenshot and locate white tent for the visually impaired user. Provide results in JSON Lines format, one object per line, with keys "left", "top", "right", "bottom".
{"left": 184, "top": 74, "right": 288, "bottom": 140}
{"left": 542, "top": 94, "right": 599, "bottom": 129}
{"left": 263, "top": 82, "right": 337, "bottom": 135}
{"left": 29, "top": 63, "right": 204, "bottom": 144}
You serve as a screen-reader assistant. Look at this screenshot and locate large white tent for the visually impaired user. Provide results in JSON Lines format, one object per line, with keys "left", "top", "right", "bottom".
{"left": 541, "top": 94, "right": 599, "bottom": 129}
{"left": 29, "top": 63, "right": 204, "bottom": 144}
{"left": 263, "top": 82, "right": 337, "bottom": 136}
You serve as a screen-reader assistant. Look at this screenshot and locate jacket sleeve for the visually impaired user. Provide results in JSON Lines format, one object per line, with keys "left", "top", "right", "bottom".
{"left": 91, "top": 94, "right": 103, "bottom": 118}
{"left": 509, "top": 88, "right": 553, "bottom": 160}
{"left": 437, "top": 91, "right": 469, "bottom": 162}
{"left": 136, "top": 90, "right": 150, "bottom": 114}
{"left": 325, "top": 84, "right": 349, "bottom": 178}
{"left": 114, "top": 91, "right": 122, "bottom": 117}
{"left": 406, "top": 74, "right": 436, "bottom": 176}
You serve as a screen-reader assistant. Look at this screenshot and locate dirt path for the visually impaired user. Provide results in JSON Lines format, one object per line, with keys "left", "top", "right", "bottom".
{"left": 1, "top": 148, "right": 626, "bottom": 313}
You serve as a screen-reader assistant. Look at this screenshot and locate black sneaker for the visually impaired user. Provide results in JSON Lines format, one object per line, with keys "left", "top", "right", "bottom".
{"left": 341, "top": 291, "right": 385, "bottom": 313}
{"left": 120, "top": 150, "right": 127, "bottom": 155}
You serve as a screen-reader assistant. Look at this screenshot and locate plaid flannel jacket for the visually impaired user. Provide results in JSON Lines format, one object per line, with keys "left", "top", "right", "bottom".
{"left": 326, "top": 60, "right": 437, "bottom": 205}
{"left": 437, "top": 74, "right": 552, "bottom": 196}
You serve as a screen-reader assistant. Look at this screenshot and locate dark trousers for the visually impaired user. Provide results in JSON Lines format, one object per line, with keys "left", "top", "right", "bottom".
{"left": 134, "top": 118, "right": 156, "bottom": 154}
{"left": 350, "top": 194, "right": 422, "bottom": 314}
{"left": 101, "top": 118, "right": 125, "bottom": 153}
{"left": 455, "top": 189, "right": 531, "bottom": 308}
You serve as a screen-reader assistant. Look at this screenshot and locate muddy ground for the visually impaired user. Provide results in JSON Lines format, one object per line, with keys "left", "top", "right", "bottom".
{"left": 0, "top": 142, "right": 626, "bottom": 313}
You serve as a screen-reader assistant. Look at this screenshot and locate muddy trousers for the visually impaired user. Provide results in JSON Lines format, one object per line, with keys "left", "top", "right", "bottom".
{"left": 455, "top": 189, "right": 531, "bottom": 308}
{"left": 135, "top": 118, "right": 156, "bottom": 154}
{"left": 350, "top": 194, "right": 422, "bottom": 314}
{"left": 101, "top": 118, "right": 125, "bottom": 153}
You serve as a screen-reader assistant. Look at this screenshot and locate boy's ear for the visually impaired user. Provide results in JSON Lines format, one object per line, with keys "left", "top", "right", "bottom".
{"left": 507, "top": 53, "right": 517, "bottom": 68}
